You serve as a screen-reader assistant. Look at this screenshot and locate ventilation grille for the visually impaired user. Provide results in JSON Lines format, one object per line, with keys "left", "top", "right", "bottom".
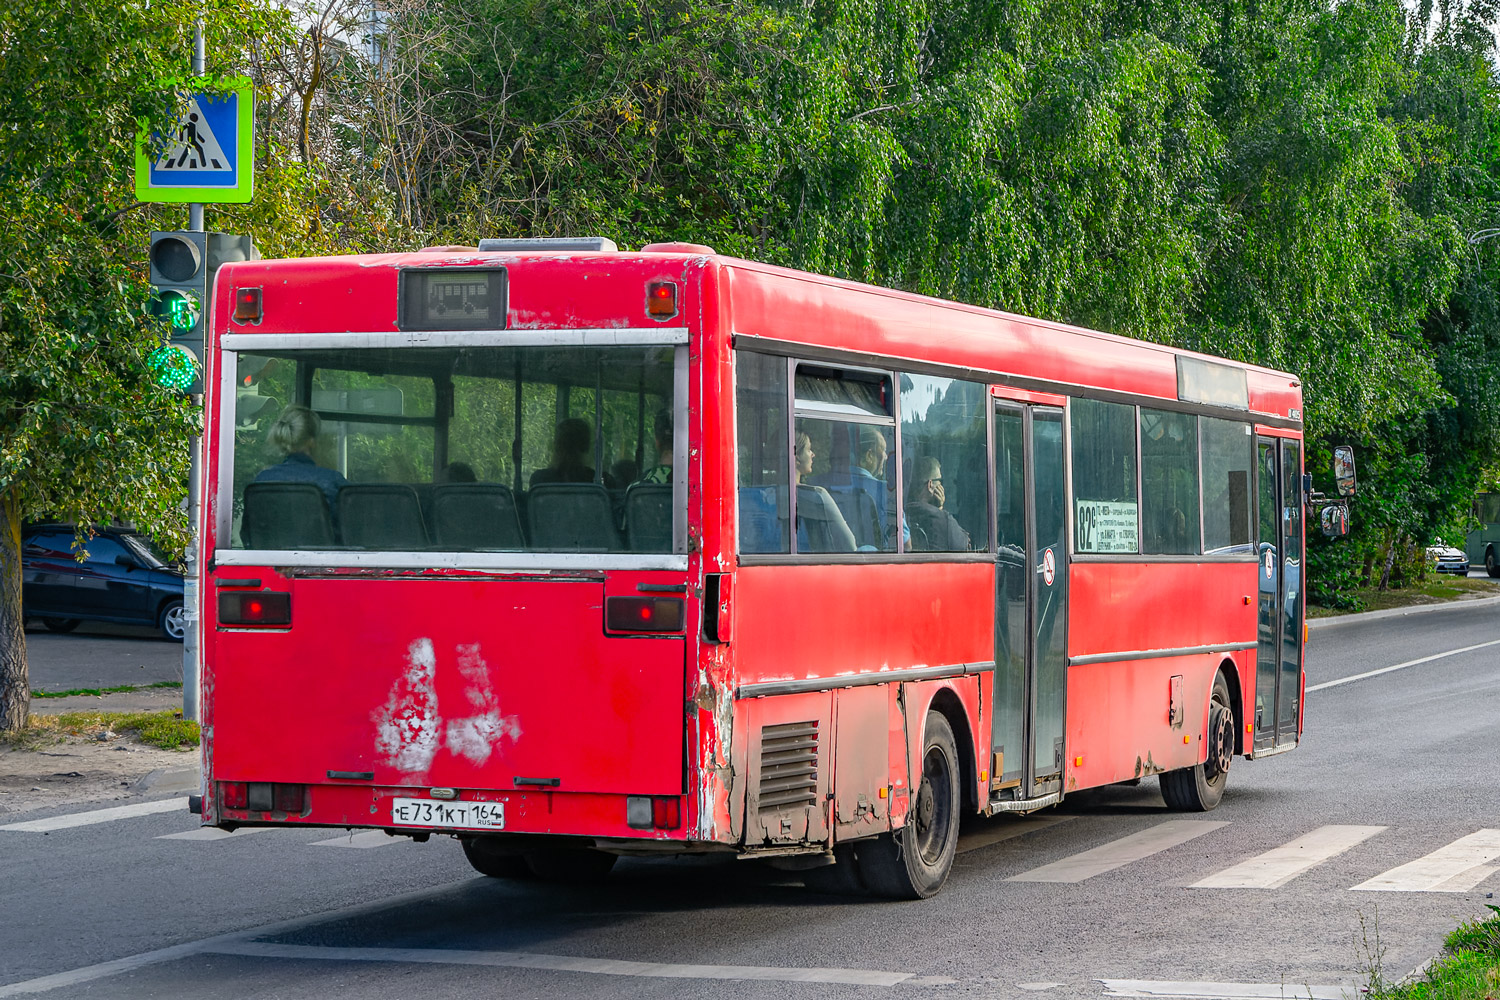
{"left": 757, "top": 721, "right": 819, "bottom": 812}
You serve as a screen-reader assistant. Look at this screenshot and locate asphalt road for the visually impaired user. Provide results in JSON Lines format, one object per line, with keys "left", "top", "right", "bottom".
{"left": 23, "top": 621, "right": 183, "bottom": 692}
{"left": 3, "top": 595, "right": 1498, "bottom": 1000}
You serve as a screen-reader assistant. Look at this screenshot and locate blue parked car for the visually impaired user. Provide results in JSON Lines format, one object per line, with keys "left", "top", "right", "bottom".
{"left": 21, "top": 524, "right": 186, "bottom": 641}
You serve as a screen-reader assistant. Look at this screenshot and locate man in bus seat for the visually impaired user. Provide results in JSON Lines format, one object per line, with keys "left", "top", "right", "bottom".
{"left": 254, "top": 404, "right": 348, "bottom": 525}
{"left": 793, "top": 430, "right": 857, "bottom": 552}
{"left": 530, "top": 417, "right": 595, "bottom": 486}
{"left": 906, "top": 456, "right": 971, "bottom": 551}
{"left": 637, "top": 410, "right": 673, "bottom": 484}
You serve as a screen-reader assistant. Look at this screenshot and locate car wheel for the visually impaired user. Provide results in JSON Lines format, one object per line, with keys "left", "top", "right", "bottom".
{"left": 1160, "top": 672, "right": 1234, "bottom": 812}
{"left": 159, "top": 600, "right": 186, "bottom": 642}
{"left": 42, "top": 618, "right": 80, "bottom": 634}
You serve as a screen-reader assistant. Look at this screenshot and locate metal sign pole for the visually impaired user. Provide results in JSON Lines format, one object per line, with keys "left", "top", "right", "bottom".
{"left": 183, "top": 17, "right": 206, "bottom": 724}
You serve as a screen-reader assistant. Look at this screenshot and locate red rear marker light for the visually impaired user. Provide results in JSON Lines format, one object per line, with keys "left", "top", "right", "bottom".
{"left": 646, "top": 281, "right": 678, "bottom": 320}
{"left": 221, "top": 782, "right": 248, "bottom": 809}
{"left": 606, "top": 596, "right": 684, "bottom": 633}
{"left": 219, "top": 591, "right": 291, "bottom": 627}
{"left": 651, "top": 796, "right": 680, "bottom": 830}
{"left": 233, "top": 287, "right": 263, "bottom": 324}
{"left": 273, "top": 783, "right": 307, "bottom": 814}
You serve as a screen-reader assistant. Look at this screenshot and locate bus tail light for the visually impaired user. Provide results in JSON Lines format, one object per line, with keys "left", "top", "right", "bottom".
{"left": 606, "top": 596, "right": 684, "bottom": 633}
{"left": 219, "top": 591, "right": 291, "bottom": 627}
{"left": 626, "top": 795, "right": 681, "bottom": 830}
{"left": 220, "top": 781, "right": 248, "bottom": 809}
{"left": 233, "top": 287, "right": 263, "bottom": 323}
{"left": 646, "top": 281, "right": 678, "bottom": 320}
{"left": 273, "top": 784, "right": 308, "bottom": 813}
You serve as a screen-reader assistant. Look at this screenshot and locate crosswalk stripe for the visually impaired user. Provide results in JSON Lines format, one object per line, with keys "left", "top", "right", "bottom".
{"left": 157, "top": 826, "right": 278, "bottom": 841}
{"left": 1008, "top": 820, "right": 1228, "bottom": 883}
{"left": 1191, "top": 825, "right": 1386, "bottom": 889}
{"left": 1351, "top": 829, "right": 1500, "bottom": 892}
{"left": 0, "top": 797, "right": 188, "bottom": 833}
{"left": 310, "top": 830, "right": 409, "bottom": 849}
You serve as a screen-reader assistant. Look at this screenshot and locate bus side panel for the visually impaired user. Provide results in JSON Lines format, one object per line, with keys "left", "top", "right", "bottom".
{"left": 1066, "top": 561, "right": 1256, "bottom": 791}
{"left": 1068, "top": 561, "right": 1257, "bottom": 659}
{"left": 1066, "top": 655, "right": 1216, "bottom": 789}
{"left": 898, "top": 677, "right": 983, "bottom": 822}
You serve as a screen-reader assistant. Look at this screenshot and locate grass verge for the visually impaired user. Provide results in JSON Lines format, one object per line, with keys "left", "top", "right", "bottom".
{"left": 30, "top": 681, "right": 183, "bottom": 699}
{"left": 1372, "top": 906, "right": 1500, "bottom": 999}
{"left": 1309, "top": 576, "right": 1500, "bottom": 618}
{"left": 1, "top": 709, "right": 199, "bottom": 751}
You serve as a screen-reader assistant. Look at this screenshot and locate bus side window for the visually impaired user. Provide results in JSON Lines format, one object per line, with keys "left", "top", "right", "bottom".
{"left": 735, "top": 352, "right": 790, "bottom": 554}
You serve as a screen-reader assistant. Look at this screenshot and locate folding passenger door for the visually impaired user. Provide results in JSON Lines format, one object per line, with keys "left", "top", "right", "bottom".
{"left": 1253, "top": 436, "right": 1304, "bottom": 752}
{"left": 991, "top": 403, "right": 1068, "bottom": 806}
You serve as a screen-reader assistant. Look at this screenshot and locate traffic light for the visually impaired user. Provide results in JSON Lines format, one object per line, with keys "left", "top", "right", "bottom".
{"left": 146, "top": 231, "right": 258, "bottom": 392}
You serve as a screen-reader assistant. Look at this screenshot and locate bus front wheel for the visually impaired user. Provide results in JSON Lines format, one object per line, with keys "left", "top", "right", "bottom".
{"left": 1160, "top": 672, "right": 1234, "bottom": 812}
{"left": 856, "top": 711, "right": 961, "bottom": 899}
{"left": 1487, "top": 548, "right": 1499, "bottom": 578}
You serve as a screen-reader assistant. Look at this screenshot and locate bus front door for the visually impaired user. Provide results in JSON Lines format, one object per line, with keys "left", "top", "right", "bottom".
{"left": 991, "top": 403, "right": 1068, "bottom": 805}
{"left": 1254, "top": 436, "right": 1304, "bottom": 752}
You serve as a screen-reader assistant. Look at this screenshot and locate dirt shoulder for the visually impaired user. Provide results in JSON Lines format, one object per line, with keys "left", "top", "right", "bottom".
{"left": 0, "top": 688, "right": 198, "bottom": 818}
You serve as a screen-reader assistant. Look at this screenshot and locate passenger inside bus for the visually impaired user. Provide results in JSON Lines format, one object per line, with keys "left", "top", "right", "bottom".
{"left": 636, "top": 410, "right": 673, "bottom": 484}
{"left": 254, "top": 404, "right": 348, "bottom": 517}
{"left": 793, "top": 430, "right": 857, "bottom": 552}
{"left": 906, "top": 456, "right": 971, "bottom": 551}
{"left": 530, "top": 418, "right": 595, "bottom": 486}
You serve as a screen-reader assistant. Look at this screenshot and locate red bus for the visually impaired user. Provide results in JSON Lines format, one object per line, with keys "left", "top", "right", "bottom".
{"left": 198, "top": 238, "right": 1308, "bottom": 898}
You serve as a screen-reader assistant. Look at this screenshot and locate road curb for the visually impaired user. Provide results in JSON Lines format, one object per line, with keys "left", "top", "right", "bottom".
{"left": 1308, "top": 593, "right": 1500, "bottom": 631}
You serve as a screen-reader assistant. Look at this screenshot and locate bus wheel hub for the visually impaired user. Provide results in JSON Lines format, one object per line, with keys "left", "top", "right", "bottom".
{"left": 1206, "top": 703, "right": 1233, "bottom": 779}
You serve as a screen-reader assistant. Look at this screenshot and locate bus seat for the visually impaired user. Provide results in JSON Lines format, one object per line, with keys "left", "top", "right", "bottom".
{"left": 338, "top": 484, "right": 428, "bottom": 549}
{"left": 738, "top": 486, "right": 784, "bottom": 553}
{"left": 528, "top": 484, "right": 621, "bottom": 551}
{"left": 796, "top": 485, "right": 857, "bottom": 553}
{"left": 821, "top": 485, "right": 882, "bottom": 549}
{"left": 624, "top": 483, "right": 673, "bottom": 552}
{"left": 241, "top": 482, "right": 335, "bottom": 549}
{"left": 431, "top": 484, "right": 525, "bottom": 550}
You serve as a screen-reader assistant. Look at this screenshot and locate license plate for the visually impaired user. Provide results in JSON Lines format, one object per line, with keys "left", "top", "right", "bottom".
{"left": 390, "top": 797, "right": 504, "bottom": 830}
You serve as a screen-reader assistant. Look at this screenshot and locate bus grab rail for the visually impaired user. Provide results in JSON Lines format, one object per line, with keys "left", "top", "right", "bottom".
{"left": 735, "top": 661, "right": 995, "bottom": 699}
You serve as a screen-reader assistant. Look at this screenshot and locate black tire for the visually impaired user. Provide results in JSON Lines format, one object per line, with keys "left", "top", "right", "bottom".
{"left": 42, "top": 618, "right": 80, "bottom": 634}
{"left": 524, "top": 847, "right": 617, "bottom": 882}
{"left": 158, "top": 600, "right": 186, "bottom": 642}
{"left": 856, "top": 712, "right": 961, "bottom": 899}
{"left": 1160, "top": 672, "right": 1235, "bottom": 812}
{"left": 460, "top": 836, "right": 534, "bottom": 879}
{"left": 1487, "top": 548, "right": 1499, "bottom": 579}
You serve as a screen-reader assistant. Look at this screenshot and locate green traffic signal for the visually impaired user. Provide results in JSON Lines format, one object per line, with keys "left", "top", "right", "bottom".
{"left": 148, "top": 288, "right": 200, "bottom": 333}
{"left": 147, "top": 344, "right": 201, "bottom": 392}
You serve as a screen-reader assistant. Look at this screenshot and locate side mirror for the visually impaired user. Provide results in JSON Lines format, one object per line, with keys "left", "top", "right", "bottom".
{"left": 1333, "top": 445, "right": 1357, "bottom": 497}
{"left": 1320, "top": 503, "right": 1350, "bottom": 537}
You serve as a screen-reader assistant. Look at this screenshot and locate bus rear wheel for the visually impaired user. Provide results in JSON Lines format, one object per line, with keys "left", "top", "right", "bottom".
{"left": 461, "top": 835, "right": 533, "bottom": 879}
{"left": 856, "top": 711, "right": 960, "bottom": 899}
{"left": 1160, "top": 672, "right": 1234, "bottom": 812}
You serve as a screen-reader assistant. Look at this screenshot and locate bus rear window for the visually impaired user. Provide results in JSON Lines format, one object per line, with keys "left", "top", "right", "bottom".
{"left": 227, "top": 344, "right": 679, "bottom": 554}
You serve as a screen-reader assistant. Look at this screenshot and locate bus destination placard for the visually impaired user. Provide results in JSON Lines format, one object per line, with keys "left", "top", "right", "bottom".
{"left": 1076, "top": 500, "right": 1139, "bottom": 553}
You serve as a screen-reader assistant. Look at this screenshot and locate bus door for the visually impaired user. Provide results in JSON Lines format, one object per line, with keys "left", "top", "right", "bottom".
{"left": 991, "top": 403, "right": 1068, "bottom": 803}
{"left": 1254, "top": 437, "right": 1304, "bottom": 751}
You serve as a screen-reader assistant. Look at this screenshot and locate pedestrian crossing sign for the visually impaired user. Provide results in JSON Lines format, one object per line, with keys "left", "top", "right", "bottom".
{"left": 135, "top": 78, "right": 253, "bottom": 204}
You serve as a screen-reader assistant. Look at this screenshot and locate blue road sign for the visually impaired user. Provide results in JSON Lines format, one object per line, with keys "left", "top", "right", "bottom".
{"left": 136, "top": 78, "right": 253, "bottom": 204}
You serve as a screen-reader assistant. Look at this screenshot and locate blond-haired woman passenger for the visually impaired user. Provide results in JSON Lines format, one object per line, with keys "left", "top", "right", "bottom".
{"left": 253, "top": 404, "right": 347, "bottom": 516}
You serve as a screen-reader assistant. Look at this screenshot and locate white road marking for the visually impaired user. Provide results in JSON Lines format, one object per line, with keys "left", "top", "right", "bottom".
{"left": 0, "top": 798, "right": 188, "bottom": 833}
{"left": 310, "top": 830, "right": 409, "bottom": 849}
{"left": 957, "top": 814, "right": 1076, "bottom": 854}
{"left": 1099, "top": 979, "right": 1356, "bottom": 999}
{"left": 1307, "top": 638, "right": 1500, "bottom": 693}
{"left": 1191, "top": 825, "right": 1386, "bottom": 889}
{"left": 206, "top": 941, "right": 948, "bottom": 986}
{"left": 1351, "top": 829, "right": 1500, "bottom": 892}
{"left": 1009, "top": 821, "right": 1228, "bottom": 883}
{"left": 156, "top": 826, "right": 278, "bottom": 841}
